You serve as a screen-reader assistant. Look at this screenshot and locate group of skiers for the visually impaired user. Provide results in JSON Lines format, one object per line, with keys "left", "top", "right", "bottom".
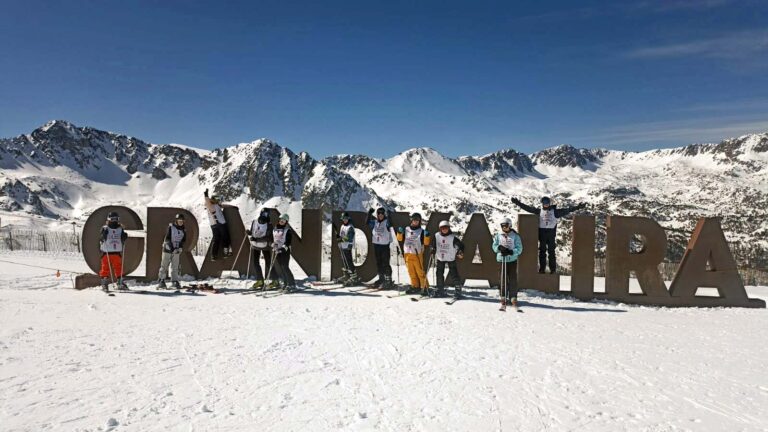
{"left": 97, "top": 191, "right": 586, "bottom": 308}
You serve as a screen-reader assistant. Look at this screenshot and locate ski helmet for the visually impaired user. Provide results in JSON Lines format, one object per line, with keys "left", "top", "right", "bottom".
{"left": 211, "top": 195, "right": 220, "bottom": 203}
{"left": 438, "top": 220, "right": 450, "bottom": 229}
{"left": 500, "top": 217, "right": 512, "bottom": 227}
{"left": 376, "top": 207, "right": 386, "bottom": 216}
{"left": 410, "top": 212, "right": 422, "bottom": 221}
{"left": 341, "top": 212, "right": 351, "bottom": 220}
{"left": 107, "top": 211, "right": 119, "bottom": 222}
{"left": 541, "top": 196, "right": 551, "bottom": 206}
{"left": 258, "top": 209, "right": 270, "bottom": 223}
{"left": 175, "top": 213, "right": 185, "bottom": 220}
{"left": 279, "top": 213, "right": 290, "bottom": 222}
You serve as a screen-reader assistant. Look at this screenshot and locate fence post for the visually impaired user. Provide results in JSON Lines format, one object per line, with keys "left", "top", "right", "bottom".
{"left": 41, "top": 233, "right": 47, "bottom": 252}
{"left": 8, "top": 231, "right": 13, "bottom": 251}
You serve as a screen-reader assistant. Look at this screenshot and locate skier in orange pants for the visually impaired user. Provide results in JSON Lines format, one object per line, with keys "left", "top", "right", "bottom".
{"left": 396, "top": 213, "right": 431, "bottom": 295}
{"left": 99, "top": 211, "right": 128, "bottom": 291}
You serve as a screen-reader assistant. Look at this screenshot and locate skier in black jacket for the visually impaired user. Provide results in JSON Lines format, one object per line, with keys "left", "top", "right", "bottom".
{"left": 157, "top": 213, "right": 186, "bottom": 290}
{"left": 510, "top": 196, "right": 585, "bottom": 274}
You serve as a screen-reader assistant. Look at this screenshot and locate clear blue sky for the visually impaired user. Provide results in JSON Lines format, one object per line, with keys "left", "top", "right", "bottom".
{"left": 1, "top": 0, "right": 767, "bottom": 157}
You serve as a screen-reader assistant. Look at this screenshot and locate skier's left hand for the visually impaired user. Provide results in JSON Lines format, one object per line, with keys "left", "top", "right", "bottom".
{"left": 278, "top": 246, "right": 288, "bottom": 253}
{"left": 456, "top": 252, "right": 464, "bottom": 260}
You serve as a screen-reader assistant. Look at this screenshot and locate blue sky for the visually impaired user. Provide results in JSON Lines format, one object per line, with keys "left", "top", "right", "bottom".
{"left": 1, "top": 0, "right": 767, "bottom": 157}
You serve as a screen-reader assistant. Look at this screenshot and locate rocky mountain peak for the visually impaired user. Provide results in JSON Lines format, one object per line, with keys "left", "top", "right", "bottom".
{"left": 531, "top": 144, "right": 602, "bottom": 168}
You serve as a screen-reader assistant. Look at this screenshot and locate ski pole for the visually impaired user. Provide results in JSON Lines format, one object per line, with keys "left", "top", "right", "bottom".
{"left": 337, "top": 242, "right": 350, "bottom": 277}
{"left": 501, "top": 259, "right": 506, "bottom": 307}
{"left": 119, "top": 239, "right": 127, "bottom": 289}
{"left": 229, "top": 234, "right": 248, "bottom": 276}
{"left": 396, "top": 246, "right": 401, "bottom": 285}
{"left": 245, "top": 244, "right": 252, "bottom": 288}
{"left": 264, "top": 248, "right": 278, "bottom": 292}
{"left": 105, "top": 250, "right": 116, "bottom": 288}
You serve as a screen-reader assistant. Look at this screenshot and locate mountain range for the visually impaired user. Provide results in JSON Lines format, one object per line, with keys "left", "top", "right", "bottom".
{"left": 1, "top": 120, "right": 767, "bottom": 268}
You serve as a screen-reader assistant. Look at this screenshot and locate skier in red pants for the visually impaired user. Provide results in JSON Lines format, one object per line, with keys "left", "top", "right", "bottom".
{"left": 99, "top": 211, "right": 128, "bottom": 291}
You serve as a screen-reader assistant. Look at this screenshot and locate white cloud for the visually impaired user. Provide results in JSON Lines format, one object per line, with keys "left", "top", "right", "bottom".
{"left": 575, "top": 116, "right": 768, "bottom": 146}
{"left": 626, "top": 30, "right": 768, "bottom": 59}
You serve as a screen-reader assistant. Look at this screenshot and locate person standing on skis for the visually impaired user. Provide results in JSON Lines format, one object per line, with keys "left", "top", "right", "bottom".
{"left": 510, "top": 196, "right": 585, "bottom": 274}
{"left": 246, "top": 209, "right": 275, "bottom": 290}
{"left": 157, "top": 213, "right": 186, "bottom": 290}
{"left": 99, "top": 211, "right": 128, "bottom": 291}
{"left": 272, "top": 213, "right": 296, "bottom": 292}
{"left": 430, "top": 220, "right": 465, "bottom": 298}
{"left": 204, "top": 188, "right": 232, "bottom": 261}
{"left": 396, "top": 212, "right": 430, "bottom": 295}
{"left": 492, "top": 217, "right": 523, "bottom": 308}
{"left": 336, "top": 212, "right": 360, "bottom": 286}
{"left": 367, "top": 207, "right": 397, "bottom": 289}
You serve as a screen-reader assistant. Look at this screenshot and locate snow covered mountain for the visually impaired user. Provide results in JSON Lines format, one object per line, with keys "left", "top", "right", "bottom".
{"left": 1, "top": 120, "right": 767, "bottom": 267}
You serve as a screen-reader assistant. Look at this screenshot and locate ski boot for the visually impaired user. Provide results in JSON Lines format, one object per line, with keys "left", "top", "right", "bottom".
{"left": 224, "top": 247, "right": 233, "bottom": 257}
{"left": 172, "top": 280, "right": 181, "bottom": 290}
{"left": 334, "top": 270, "right": 350, "bottom": 285}
{"left": 420, "top": 288, "right": 429, "bottom": 297}
{"left": 285, "top": 284, "right": 297, "bottom": 293}
{"left": 117, "top": 281, "right": 129, "bottom": 291}
{"left": 156, "top": 279, "right": 167, "bottom": 290}
{"left": 453, "top": 286, "right": 462, "bottom": 299}
{"left": 383, "top": 276, "right": 394, "bottom": 290}
{"left": 433, "top": 287, "right": 447, "bottom": 298}
{"left": 372, "top": 274, "right": 383, "bottom": 288}
{"left": 267, "top": 279, "right": 279, "bottom": 290}
{"left": 404, "top": 285, "right": 417, "bottom": 295}
{"left": 343, "top": 273, "right": 360, "bottom": 287}
{"left": 251, "top": 279, "right": 265, "bottom": 290}
{"left": 101, "top": 278, "right": 110, "bottom": 292}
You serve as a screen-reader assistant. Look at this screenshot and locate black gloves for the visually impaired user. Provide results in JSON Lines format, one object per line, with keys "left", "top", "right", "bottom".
{"left": 204, "top": 188, "right": 209, "bottom": 198}
{"left": 577, "top": 203, "right": 587, "bottom": 210}
{"left": 499, "top": 245, "right": 511, "bottom": 256}
{"left": 367, "top": 208, "right": 375, "bottom": 216}
{"left": 245, "top": 229, "right": 251, "bottom": 235}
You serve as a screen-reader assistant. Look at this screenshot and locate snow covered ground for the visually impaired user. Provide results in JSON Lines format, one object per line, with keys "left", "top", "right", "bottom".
{"left": 1, "top": 251, "right": 767, "bottom": 432}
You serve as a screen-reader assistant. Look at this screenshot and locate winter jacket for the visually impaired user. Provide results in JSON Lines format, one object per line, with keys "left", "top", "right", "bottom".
{"left": 248, "top": 219, "right": 273, "bottom": 249}
{"left": 272, "top": 225, "right": 293, "bottom": 253}
{"left": 162, "top": 223, "right": 186, "bottom": 253}
{"left": 337, "top": 222, "right": 356, "bottom": 250}
{"left": 396, "top": 226, "right": 431, "bottom": 255}
{"left": 492, "top": 230, "right": 523, "bottom": 263}
{"left": 99, "top": 222, "right": 128, "bottom": 254}
{"left": 510, "top": 198, "right": 581, "bottom": 230}
{"left": 367, "top": 214, "right": 395, "bottom": 245}
{"left": 430, "top": 230, "right": 465, "bottom": 262}
{"left": 204, "top": 197, "right": 226, "bottom": 226}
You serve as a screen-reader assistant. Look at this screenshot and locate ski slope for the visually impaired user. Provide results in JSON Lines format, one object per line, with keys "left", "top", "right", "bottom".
{"left": 1, "top": 251, "right": 767, "bottom": 431}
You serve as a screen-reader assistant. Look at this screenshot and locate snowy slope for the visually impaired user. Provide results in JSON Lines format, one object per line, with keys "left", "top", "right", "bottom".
{"left": 0, "top": 251, "right": 767, "bottom": 431}
{"left": 1, "top": 120, "right": 767, "bottom": 267}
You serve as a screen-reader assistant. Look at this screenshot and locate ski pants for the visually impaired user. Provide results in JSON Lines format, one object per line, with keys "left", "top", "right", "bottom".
{"left": 340, "top": 247, "right": 356, "bottom": 273}
{"left": 274, "top": 250, "right": 295, "bottom": 286}
{"left": 373, "top": 244, "right": 392, "bottom": 279}
{"left": 436, "top": 259, "right": 460, "bottom": 288}
{"left": 99, "top": 252, "right": 123, "bottom": 279}
{"left": 210, "top": 223, "right": 231, "bottom": 259}
{"left": 499, "top": 260, "right": 519, "bottom": 301}
{"left": 404, "top": 252, "right": 428, "bottom": 289}
{"left": 538, "top": 228, "right": 557, "bottom": 272}
{"left": 158, "top": 251, "right": 181, "bottom": 282}
{"left": 250, "top": 247, "right": 276, "bottom": 281}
